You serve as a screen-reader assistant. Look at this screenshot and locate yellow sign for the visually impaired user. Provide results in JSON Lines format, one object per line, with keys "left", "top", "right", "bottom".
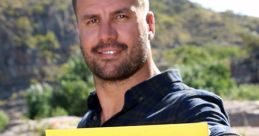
{"left": 46, "top": 122, "right": 208, "bottom": 136}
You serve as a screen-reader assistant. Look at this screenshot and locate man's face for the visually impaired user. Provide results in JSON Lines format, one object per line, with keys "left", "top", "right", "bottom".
{"left": 76, "top": 0, "right": 153, "bottom": 81}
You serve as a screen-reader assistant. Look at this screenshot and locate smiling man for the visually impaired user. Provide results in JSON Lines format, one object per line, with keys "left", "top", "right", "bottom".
{"left": 72, "top": 0, "right": 239, "bottom": 135}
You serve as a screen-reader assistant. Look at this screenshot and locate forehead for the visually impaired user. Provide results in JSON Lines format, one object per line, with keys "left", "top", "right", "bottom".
{"left": 76, "top": 0, "right": 140, "bottom": 14}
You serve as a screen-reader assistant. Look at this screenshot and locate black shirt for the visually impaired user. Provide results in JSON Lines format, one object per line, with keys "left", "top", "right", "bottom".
{"left": 78, "top": 69, "right": 239, "bottom": 136}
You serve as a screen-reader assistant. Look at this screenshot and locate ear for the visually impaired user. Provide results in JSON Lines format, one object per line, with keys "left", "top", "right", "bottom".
{"left": 146, "top": 11, "right": 155, "bottom": 40}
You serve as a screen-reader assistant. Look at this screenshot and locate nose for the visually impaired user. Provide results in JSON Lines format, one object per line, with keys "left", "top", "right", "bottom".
{"left": 98, "top": 22, "right": 118, "bottom": 43}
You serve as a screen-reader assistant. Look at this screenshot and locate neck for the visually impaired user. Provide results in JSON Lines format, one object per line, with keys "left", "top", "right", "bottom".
{"left": 94, "top": 58, "right": 160, "bottom": 123}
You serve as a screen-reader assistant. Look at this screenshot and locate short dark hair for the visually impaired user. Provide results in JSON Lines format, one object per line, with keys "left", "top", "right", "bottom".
{"left": 72, "top": 0, "right": 149, "bottom": 15}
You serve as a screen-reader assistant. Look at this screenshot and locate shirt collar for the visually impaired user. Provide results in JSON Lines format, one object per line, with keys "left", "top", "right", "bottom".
{"left": 87, "top": 91, "right": 101, "bottom": 112}
{"left": 87, "top": 69, "right": 182, "bottom": 112}
{"left": 123, "top": 69, "right": 182, "bottom": 111}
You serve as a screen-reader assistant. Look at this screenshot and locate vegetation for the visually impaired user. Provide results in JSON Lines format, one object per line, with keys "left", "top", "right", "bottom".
{"left": 228, "top": 84, "right": 259, "bottom": 100}
{"left": 164, "top": 45, "right": 239, "bottom": 95}
{"left": 26, "top": 55, "right": 93, "bottom": 119}
{"left": 26, "top": 83, "right": 54, "bottom": 119}
{"left": 0, "top": 0, "right": 76, "bottom": 91}
{"left": 0, "top": 0, "right": 258, "bottom": 119}
{"left": 0, "top": 111, "right": 9, "bottom": 132}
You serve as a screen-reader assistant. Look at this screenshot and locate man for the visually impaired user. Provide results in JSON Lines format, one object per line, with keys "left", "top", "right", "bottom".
{"left": 73, "top": 0, "right": 239, "bottom": 135}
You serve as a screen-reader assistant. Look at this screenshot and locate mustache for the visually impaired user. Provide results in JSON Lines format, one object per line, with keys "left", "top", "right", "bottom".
{"left": 92, "top": 41, "right": 128, "bottom": 53}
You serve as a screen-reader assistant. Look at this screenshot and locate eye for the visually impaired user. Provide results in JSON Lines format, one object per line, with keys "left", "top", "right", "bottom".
{"left": 86, "top": 18, "right": 99, "bottom": 26}
{"left": 115, "top": 14, "right": 129, "bottom": 21}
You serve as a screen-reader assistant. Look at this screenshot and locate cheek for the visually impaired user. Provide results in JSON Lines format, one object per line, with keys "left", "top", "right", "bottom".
{"left": 116, "top": 23, "right": 141, "bottom": 44}
{"left": 79, "top": 29, "right": 98, "bottom": 52}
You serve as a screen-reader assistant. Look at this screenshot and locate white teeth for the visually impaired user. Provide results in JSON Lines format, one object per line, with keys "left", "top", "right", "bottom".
{"left": 103, "top": 51, "right": 115, "bottom": 55}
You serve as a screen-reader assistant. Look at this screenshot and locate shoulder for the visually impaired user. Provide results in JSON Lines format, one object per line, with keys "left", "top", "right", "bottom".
{"left": 169, "top": 82, "right": 222, "bottom": 102}
{"left": 77, "top": 111, "right": 93, "bottom": 128}
{"left": 166, "top": 82, "right": 223, "bottom": 104}
{"left": 167, "top": 83, "right": 226, "bottom": 114}
{"left": 166, "top": 83, "right": 240, "bottom": 135}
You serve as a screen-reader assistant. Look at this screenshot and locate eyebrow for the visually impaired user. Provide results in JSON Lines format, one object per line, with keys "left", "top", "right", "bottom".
{"left": 80, "top": 7, "right": 134, "bottom": 21}
{"left": 113, "top": 8, "right": 133, "bottom": 15}
{"left": 80, "top": 14, "right": 98, "bottom": 21}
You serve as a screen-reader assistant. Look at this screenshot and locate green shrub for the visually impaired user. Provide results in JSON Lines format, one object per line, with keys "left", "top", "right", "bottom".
{"left": 53, "top": 80, "right": 90, "bottom": 116}
{"left": 54, "top": 56, "right": 93, "bottom": 116}
{"left": 180, "top": 63, "right": 235, "bottom": 96}
{"left": 26, "top": 83, "right": 53, "bottom": 119}
{"left": 26, "top": 56, "right": 93, "bottom": 119}
{"left": 16, "top": 16, "right": 32, "bottom": 32}
{"left": 51, "top": 107, "right": 68, "bottom": 117}
{"left": 58, "top": 56, "right": 93, "bottom": 82}
{"left": 0, "top": 111, "right": 9, "bottom": 132}
{"left": 227, "top": 84, "right": 259, "bottom": 100}
{"left": 163, "top": 45, "right": 238, "bottom": 96}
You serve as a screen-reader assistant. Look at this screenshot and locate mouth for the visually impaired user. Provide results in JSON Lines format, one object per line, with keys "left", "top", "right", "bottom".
{"left": 99, "top": 50, "right": 116, "bottom": 55}
{"left": 92, "top": 41, "right": 128, "bottom": 59}
{"left": 96, "top": 47, "right": 124, "bottom": 59}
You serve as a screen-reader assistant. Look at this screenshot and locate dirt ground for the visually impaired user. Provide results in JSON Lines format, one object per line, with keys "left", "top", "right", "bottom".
{"left": 225, "top": 101, "right": 259, "bottom": 136}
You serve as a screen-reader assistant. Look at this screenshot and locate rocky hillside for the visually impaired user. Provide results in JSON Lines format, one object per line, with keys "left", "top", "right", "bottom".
{"left": 0, "top": 0, "right": 76, "bottom": 98}
{"left": 0, "top": 0, "right": 259, "bottom": 98}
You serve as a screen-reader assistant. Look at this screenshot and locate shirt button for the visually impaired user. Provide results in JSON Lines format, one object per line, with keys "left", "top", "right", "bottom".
{"left": 139, "top": 97, "right": 144, "bottom": 101}
{"left": 93, "top": 116, "right": 97, "bottom": 121}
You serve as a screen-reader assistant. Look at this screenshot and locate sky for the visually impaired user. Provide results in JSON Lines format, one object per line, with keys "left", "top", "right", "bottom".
{"left": 188, "top": 0, "right": 259, "bottom": 18}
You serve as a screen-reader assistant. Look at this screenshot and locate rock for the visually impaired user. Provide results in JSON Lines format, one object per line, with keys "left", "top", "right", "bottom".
{"left": 1, "top": 116, "right": 80, "bottom": 136}
{"left": 225, "top": 101, "right": 259, "bottom": 126}
{"left": 234, "top": 126, "right": 259, "bottom": 136}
